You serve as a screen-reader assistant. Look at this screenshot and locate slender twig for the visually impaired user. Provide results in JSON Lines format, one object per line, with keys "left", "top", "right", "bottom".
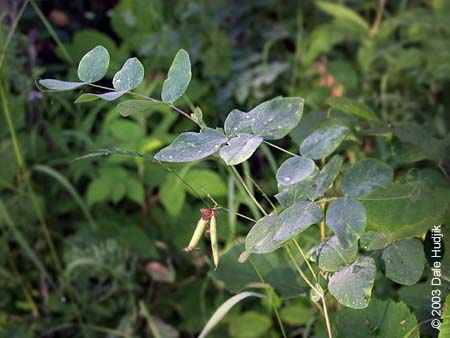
{"left": 229, "top": 166, "right": 267, "bottom": 216}
{"left": 249, "top": 259, "right": 287, "bottom": 338}
{"left": 263, "top": 140, "right": 297, "bottom": 157}
{"left": 88, "top": 84, "right": 194, "bottom": 121}
{"left": 369, "top": 0, "right": 386, "bottom": 37}
{"left": 292, "top": 239, "right": 317, "bottom": 281}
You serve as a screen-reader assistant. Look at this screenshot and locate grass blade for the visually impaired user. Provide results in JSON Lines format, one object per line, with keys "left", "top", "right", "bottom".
{"left": 198, "top": 291, "right": 265, "bottom": 338}
{"left": 33, "top": 164, "right": 97, "bottom": 231}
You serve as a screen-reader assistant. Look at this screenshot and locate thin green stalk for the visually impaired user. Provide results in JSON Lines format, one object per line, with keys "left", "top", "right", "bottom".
{"left": 1, "top": 82, "right": 89, "bottom": 338}
{"left": 249, "top": 258, "right": 287, "bottom": 338}
{"left": 284, "top": 244, "right": 320, "bottom": 295}
{"left": 139, "top": 301, "right": 162, "bottom": 338}
{"left": 263, "top": 140, "right": 297, "bottom": 157}
{"left": 292, "top": 238, "right": 317, "bottom": 281}
{"left": 30, "top": 0, "right": 72, "bottom": 63}
{"left": 0, "top": 0, "right": 30, "bottom": 72}
{"left": 229, "top": 166, "right": 267, "bottom": 216}
{"left": 244, "top": 173, "right": 277, "bottom": 213}
{"left": 0, "top": 82, "right": 61, "bottom": 272}
{"left": 260, "top": 143, "right": 278, "bottom": 175}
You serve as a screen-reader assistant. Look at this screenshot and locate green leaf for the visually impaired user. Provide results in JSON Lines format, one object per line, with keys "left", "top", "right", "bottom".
{"left": 219, "top": 134, "right": 263, "bottom": 165}
{"left": 197, "top": 292, "right": 265, "bottom": 338}
{"left": 251, "top": 97, "right": 304, "bottom": 140}
{"left": 224, "top": 109, "right": 254, "bottom": 137}
{"left": 342, "top": 158, "right": 393, "bottom": 197}
{"left": 86, "top": 177, "right": 111, "bottom": 206}
{"left": 280, "top": 303, "right": 311, "bottom": 325}
{"left": 276, "top": 156, "right": 316, "bottom": 186}
{"left": 299, "top": 123, "right": 350, "bottom": 159}
{"left": 360, "top": 181, "right": 450, "bottom": 243}
{"left": 161, "top": 49, "right": 192, "bottom": 103}
{"left": 328, "top": 256, "right": 376, "bottom": 309}
{"left": 382, "top": 239, "right": 425, "bottom": 285}
{"left": 246, "top": 201, "right": 322, "bottom": 254}
{"left": 184, "top": 169, "right": 227, "bottom": 197}
{"left": 113, "top": 57, "right": 144, "bottom": 91}
{"left": 275, "top": 201, "right": 323, "bottom": 244}
{"left": 77, "top": 45, "right": 110, "bottom": 83}
{"left": 126, "top": 177, "right": 144, "bottom": 204}
{"left": 117, "top": 99, "right": 160, "bottom": 116}
{"left": 337, "top": 298, "right": 419, "bottom": 338}
{"left": 307, "top": 155, "right": 342, "bottom": 200}
{"left": 309, "top": 235, "right": 358, "bottom": 272}
{"left": 229, "top": 311, "right": 271, "bottom": 338}
{"left": 359, "top": 231, "right": 388, "bottom": 251}
{"left": 326, "top": 197, "right": 366, "bottom": 248}
{"left": 439, "top": 294, "right": 450, "bottom": 338}
{"left": 315, "top": 1, "right": 370, "bottom": 33}
{"left": 210, "top": 244, "right": 309, "bottom": 298}
{"left": 75, "top": 90, "right": 127, "bottom": 103}
{"left": 38, "top": 79, "right": 86, "bottom": 91}
{"left": 245, "top": 214, "right": 280, "bottom": 254}
{"left": 160, "top": 174, "right": 186, "bottom": 217}
{"left": 154, "top": 128, "right": 228, "bottom": 162}
{"left": 275, "top": 173, "right": 318, "bottom": 208}
{"left": 327, "top": 97, "right": 380, "bottom": 122}
{"left": 74, "top": 93, "right": 99, "bottom": 103}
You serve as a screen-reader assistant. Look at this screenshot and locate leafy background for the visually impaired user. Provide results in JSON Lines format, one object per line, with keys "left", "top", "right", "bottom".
{"left": 1, "top": 0, "right": 450, "bottom": 337}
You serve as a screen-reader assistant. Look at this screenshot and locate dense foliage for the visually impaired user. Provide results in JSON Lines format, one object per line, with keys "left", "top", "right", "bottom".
{"left": 1, "top": 1, "right": 450, "bottom": 338}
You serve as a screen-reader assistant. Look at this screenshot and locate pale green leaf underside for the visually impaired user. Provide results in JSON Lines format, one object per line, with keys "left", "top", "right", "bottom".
{"left": 382, "top": 239, "right": 425, "bottom": 285}
{"left": 39, "top": 79, "right": 86, "bottom": 91}
{"left": 75, "top": 90, "right": 127, "bottom": 103}
{"left": 300, "top": 123, "right": 350, "bottom": 160}
{"left": 154, "top": 128, "right": 227, "bottom": 162}
{"left": 276, "top": 156, "right": 316, "bottom": 186}
{"left": 219, "top": 133, "right": 263, "bottom": 165}
{"left": 161, "top": 49, "right": 192, "bottom": 103}
{"left": 113, "top": 57, "right": 144, "bottom": 91}
{"left": 329, "top": 256, "right": 376, "bottom": 309}
{"left": 77, "top": 45, "right": 110, "bottom": 83}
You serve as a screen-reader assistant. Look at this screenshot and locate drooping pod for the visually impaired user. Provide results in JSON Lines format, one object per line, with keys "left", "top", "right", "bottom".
{"left": 184, "top": 217, "right": 208, "bottom": 252}
{"left": 210, "top": 213, "right": 219, "bottom": 269}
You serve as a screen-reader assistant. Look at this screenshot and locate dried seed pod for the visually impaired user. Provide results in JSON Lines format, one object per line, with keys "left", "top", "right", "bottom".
{"left": 184, "top": 218, "right": 208, "bottom": 252}
{"left": 210, "top": 214, "right": 219, "bottom": 269}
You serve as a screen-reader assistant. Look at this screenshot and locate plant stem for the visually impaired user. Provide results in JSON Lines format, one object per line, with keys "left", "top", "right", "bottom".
{"left": 285, "top": 244, "right": 333, "bottom": 338}
{"left": 1, "top": 82, "right": 89, "bottom": 338}
{"left": 284, "top": 244, "right": 320, "bottom": 295}
{"left": 263, "top": 140, "right": 297, "bottom": 157}
{"left": 292, "top": 238, "right": 317, "bottom": 281}
{"left": 0, "top": 0, "right": 30, "bottom": 72}
{"left": 88, "top": 84, "right": 195, "bottom": 122}
{"left": 321, "top": 294, "right": 333, "bottom": 338}
{"left": 229, "top": 166, "right": 267, "bottom": 216}
{"left": 249, "top": 259, "right": 287, "bottom": 338}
